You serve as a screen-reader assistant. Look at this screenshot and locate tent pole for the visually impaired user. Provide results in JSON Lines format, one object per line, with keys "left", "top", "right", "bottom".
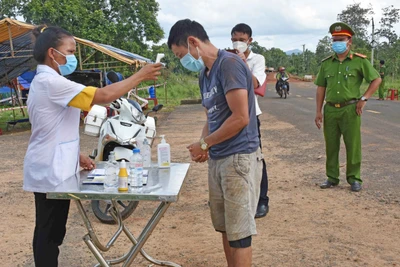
{"left": 78, "top": 43, "right": 83, "bottom": 70}
{"left": 7, "top": 23, "right": 15, "bottom": 57}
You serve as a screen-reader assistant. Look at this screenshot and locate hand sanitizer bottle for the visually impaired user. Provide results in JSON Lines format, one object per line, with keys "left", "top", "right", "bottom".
{"left": 157, "top": 135, "right": 170, "bottom": 168}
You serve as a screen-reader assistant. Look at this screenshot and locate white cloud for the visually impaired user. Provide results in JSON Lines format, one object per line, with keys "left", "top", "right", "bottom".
{"left": 157, "top": 0, "right": 400, "bottom": 52}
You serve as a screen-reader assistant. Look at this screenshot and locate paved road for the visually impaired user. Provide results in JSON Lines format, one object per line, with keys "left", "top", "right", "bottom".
{"left": 258, "top": 81, "right": 400, "bottom": 202}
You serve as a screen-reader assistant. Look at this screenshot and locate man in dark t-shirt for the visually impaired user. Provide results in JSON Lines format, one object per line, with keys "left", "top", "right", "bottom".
{"left": 168, "top": 19, "right": 262, "bottom": 267}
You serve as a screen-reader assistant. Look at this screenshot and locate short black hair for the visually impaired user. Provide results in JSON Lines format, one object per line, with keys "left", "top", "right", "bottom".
{"left": 167, "top": 19, "right": 209, "bottom": 49}
{"left": 231, "top": 23, "right": 252, "bottom": 37}
{"left": 380, "top": 60, "right": 385, "bottom": 65}
{"left": 32, "top": 25, "right": 73, "bottom": 63}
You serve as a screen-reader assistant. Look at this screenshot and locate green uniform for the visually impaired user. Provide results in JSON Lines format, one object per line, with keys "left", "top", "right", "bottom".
{"left": 315, "top": 51, "right": 380, "bottom": 185}
{"left": 378, "top": 65, "right": 386, "bottom": 99}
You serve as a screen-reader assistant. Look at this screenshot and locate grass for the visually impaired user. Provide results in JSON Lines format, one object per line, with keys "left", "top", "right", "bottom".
{"left": 134, "top": 72, "right": 201, "bottom": 110}
{"left": 0, "top": 107, "right": 30, "bottom": 132}
{"left": 360, "top": 78, "right": 400, "bottom": 98}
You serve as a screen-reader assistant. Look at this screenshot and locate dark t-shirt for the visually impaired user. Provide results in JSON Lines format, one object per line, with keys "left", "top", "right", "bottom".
{"left": 199, "top": 50, "right": 259, "bottom": 160}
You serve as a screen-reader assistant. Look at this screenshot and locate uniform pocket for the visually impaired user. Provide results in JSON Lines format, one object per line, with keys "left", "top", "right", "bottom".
{"left": 233, "top": 153, "right": 251, "bottom": 177}
{"left": 53, "top": 139, "right": 79, "bottom": 185}
{"left": 346, "top": 71, "right": 358, "bottom": 80}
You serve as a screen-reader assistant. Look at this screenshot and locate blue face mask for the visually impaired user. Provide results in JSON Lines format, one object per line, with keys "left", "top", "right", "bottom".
{"left": 180, "top": 43, "right": 204, "bottom": 72}
{"left": 53, "top": 49, "right": 78, "bottom": 76}
{"left": 331, "top": 41, "right": 348, "bottom": 54}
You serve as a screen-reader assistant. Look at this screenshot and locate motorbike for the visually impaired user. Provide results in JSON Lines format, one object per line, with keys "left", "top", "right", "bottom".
{"left": 85, "top": 71, "right": 163, "bottom": 224}
{"left": 277, "top": 77, "right": 289, "bottom": 99}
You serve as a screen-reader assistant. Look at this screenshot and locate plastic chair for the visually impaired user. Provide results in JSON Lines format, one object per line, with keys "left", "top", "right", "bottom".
{"left": 386, "top": 89, "right": 399, "bottom": 100}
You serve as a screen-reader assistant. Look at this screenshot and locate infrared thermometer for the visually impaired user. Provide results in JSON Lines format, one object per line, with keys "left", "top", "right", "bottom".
{"left": 155, "top": 53, "right": 165, "bottom": 63}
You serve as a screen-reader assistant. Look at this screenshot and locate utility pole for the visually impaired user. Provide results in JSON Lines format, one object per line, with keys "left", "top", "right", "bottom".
{"left": 302, "top": 44, "right": 306, "bottom": 73}
{"left": 371, "top": 17, "right": 375, "bottom": 66}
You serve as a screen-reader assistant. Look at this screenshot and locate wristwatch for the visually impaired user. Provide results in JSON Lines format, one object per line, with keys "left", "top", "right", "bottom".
{"left": 199, "top": 138, "right": 209, "bottom": 151}
{"left": 360, "top": 96, "right": 368, "bottom": 101}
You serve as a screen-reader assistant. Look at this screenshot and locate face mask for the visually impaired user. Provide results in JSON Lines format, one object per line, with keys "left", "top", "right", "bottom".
{"left": 331, "top": 41, "right": 348, "bottom": 54}
{"left": 232, "top": 41, "right": 248, "bottom": 53}
{"left": 180, "top": 43, "right": 204, "bottom": 72}
{"left": 53, "top": 49, "right": 78, "bottom": 76}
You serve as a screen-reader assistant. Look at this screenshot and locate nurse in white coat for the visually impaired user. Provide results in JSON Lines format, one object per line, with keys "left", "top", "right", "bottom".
{"left": 23, "top": 25, "right": 162, "bottom": 267}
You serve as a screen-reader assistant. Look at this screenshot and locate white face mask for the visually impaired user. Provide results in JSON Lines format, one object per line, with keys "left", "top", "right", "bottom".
{"left": 232, "top": 41, "right": 248, "bottom": 53}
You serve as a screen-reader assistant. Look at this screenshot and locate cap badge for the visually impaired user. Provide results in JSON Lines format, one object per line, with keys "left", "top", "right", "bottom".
{"left": 335, "top": 26, "right": 341, "bottom": 32}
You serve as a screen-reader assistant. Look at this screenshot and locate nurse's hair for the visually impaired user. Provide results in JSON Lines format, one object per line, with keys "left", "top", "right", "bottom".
{"left": 32, "top": 25, "right": 73, "bottom": 63}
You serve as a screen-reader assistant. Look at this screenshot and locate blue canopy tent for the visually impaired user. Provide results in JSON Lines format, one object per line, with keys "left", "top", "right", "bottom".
{"left": 0, "top": 85, "right": 16, "bottom": 103}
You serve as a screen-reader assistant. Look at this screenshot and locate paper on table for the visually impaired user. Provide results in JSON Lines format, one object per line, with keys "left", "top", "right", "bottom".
{"left": 82, "top": 176, "right": 105, "bottom": 185}
{"left": 88, "top": 169, "right": 105, "bottom": 178}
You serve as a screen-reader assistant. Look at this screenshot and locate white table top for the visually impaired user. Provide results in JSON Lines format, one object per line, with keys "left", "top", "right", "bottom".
{"left": 46, "top": 162, "right": 190, "bottom": 202}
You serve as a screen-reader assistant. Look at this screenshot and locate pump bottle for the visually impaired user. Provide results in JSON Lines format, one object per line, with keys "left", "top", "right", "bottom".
{"left": 157, "top": 135, "right": 170, "bottom": 168}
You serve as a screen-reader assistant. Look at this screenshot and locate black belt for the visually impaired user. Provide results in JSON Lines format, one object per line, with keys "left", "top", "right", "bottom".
{"left": 326, "top": 99, "right": 358, "bottom": 108}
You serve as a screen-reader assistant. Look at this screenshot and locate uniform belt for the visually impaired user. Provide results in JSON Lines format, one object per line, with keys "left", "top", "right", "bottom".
{"left": 326, "top": 99, "right": 358, "bottom": 108}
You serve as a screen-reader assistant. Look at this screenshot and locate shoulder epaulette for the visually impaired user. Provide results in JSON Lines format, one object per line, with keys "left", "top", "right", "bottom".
{"left": 354, "top": 53, "right": 367, "bottom": 59}
{"left": 322, "top": 55, "right": 333, "bottom": 62}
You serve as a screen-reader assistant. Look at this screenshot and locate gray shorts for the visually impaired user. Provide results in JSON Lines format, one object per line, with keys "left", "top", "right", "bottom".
{"left": 208, "top": 148, "right": 263, "bottom": 241}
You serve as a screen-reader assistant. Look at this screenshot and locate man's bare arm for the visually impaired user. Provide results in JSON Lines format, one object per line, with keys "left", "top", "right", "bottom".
{"left": 200, "top": 108, "right": 209, "bottom": 139}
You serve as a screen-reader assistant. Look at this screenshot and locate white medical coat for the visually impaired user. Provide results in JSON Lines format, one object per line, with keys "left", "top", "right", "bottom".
{"left": 23, "top": 65, "right": 85, "bottom": 193}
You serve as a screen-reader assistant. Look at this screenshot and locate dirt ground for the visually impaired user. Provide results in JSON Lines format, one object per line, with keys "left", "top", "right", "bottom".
{"left": 1, "top": 80, "right": 400, "bottom": 267}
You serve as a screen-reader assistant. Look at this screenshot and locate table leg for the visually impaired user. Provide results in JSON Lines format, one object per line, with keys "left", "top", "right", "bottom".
{"left": 75, "top": 199, "right": 181, "bottom": 267}
{"left": 75, "top": 200, "right": 124, "bottom": 251}
{"left": 84, "top": 234, "right": 110, "bottom": 267}
{"left": 123, "top": 201, "right": 181, "bottom": 267}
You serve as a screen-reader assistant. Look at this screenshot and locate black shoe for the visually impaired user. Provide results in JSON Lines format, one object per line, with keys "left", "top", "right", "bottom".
{"left": 350, "top": 181, "right": 362, "bottom": 192}
{"left": 255, "top": 204, "right": 269, "bottom": 218}
{"left": 320, "top": 180, "right": 338, "bottom": 189}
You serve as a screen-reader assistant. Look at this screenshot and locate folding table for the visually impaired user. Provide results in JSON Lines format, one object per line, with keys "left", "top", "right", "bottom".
{"left": 47, "top": 162, "right": 190, "bottom": 267}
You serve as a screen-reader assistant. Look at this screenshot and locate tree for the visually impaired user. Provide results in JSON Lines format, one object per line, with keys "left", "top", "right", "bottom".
{"left": 0, "top": 0, "right": 21, "bottom": 19}
{"left": 315, "top": 36, "right": 332, "bottom": 63}
{"left": 268, "top": 47, "right": 289, "bottom": 70}
{"left": 250, "top": 41, "right": 267, "bottom": 56}
{"left": 378, "top": 5, "right": 400, "bottom": 45}
{"left": 338, "top": 3, "right": 373, "bottom": 47}
{"left": 375, "top": 5, "right": 400, "bottom": 80}
{"left": 20, "top": 0, "right": 163, "bottom": 56}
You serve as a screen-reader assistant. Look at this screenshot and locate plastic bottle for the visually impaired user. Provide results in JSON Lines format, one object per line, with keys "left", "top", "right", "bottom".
{"left": 157, "top": 135, "right": 170, "bottom": 168}
{"left": 129, "top": 148, "right": 143, "bottom": 191}
{"left": 141, "top": 138, "right": 151, "bottom": 168}
{"left": 118, "top": 160, "right": 129, "bottom": 192}
{"left": 104, "top": 151, "right": 118, "bottom": 192}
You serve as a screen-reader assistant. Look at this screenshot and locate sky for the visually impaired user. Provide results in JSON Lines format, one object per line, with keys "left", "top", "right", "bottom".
{"left": 156, "top": 0, "right": 400, "bottom": 53}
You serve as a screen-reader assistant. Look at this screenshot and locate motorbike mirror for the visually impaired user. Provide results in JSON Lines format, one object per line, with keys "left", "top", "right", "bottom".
{"left": 152, "top": 104, "right": 163, "bottom": 112}
{"left": 112, "top": 101, "right": 120, "bottom": 109}
{"left": 107, "top": 71, "right": 120, "bottom": 83}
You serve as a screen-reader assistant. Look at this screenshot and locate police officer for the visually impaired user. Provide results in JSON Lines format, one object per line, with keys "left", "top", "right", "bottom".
{"left": 378, "top": 59, "right": 386, "bottom": 100}
{"left": 314, "top": 22, "right": 381, "bottom": 192}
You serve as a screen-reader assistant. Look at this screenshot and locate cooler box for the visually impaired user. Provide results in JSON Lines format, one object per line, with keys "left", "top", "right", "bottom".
{"left": 84, "top": 105, "right": 107, "bottom": 136}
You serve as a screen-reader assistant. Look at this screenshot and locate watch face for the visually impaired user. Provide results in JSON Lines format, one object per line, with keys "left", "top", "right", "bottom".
{"left": 201, "top": 143, "right": 207, "bottom": 150}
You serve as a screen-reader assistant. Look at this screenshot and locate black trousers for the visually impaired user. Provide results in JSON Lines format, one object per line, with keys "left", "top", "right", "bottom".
{"left": 33, "top": 192, "right": 70, "bottom": 267}
{"left": 257, "top": 116, "right": 269, "bottom": 206}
